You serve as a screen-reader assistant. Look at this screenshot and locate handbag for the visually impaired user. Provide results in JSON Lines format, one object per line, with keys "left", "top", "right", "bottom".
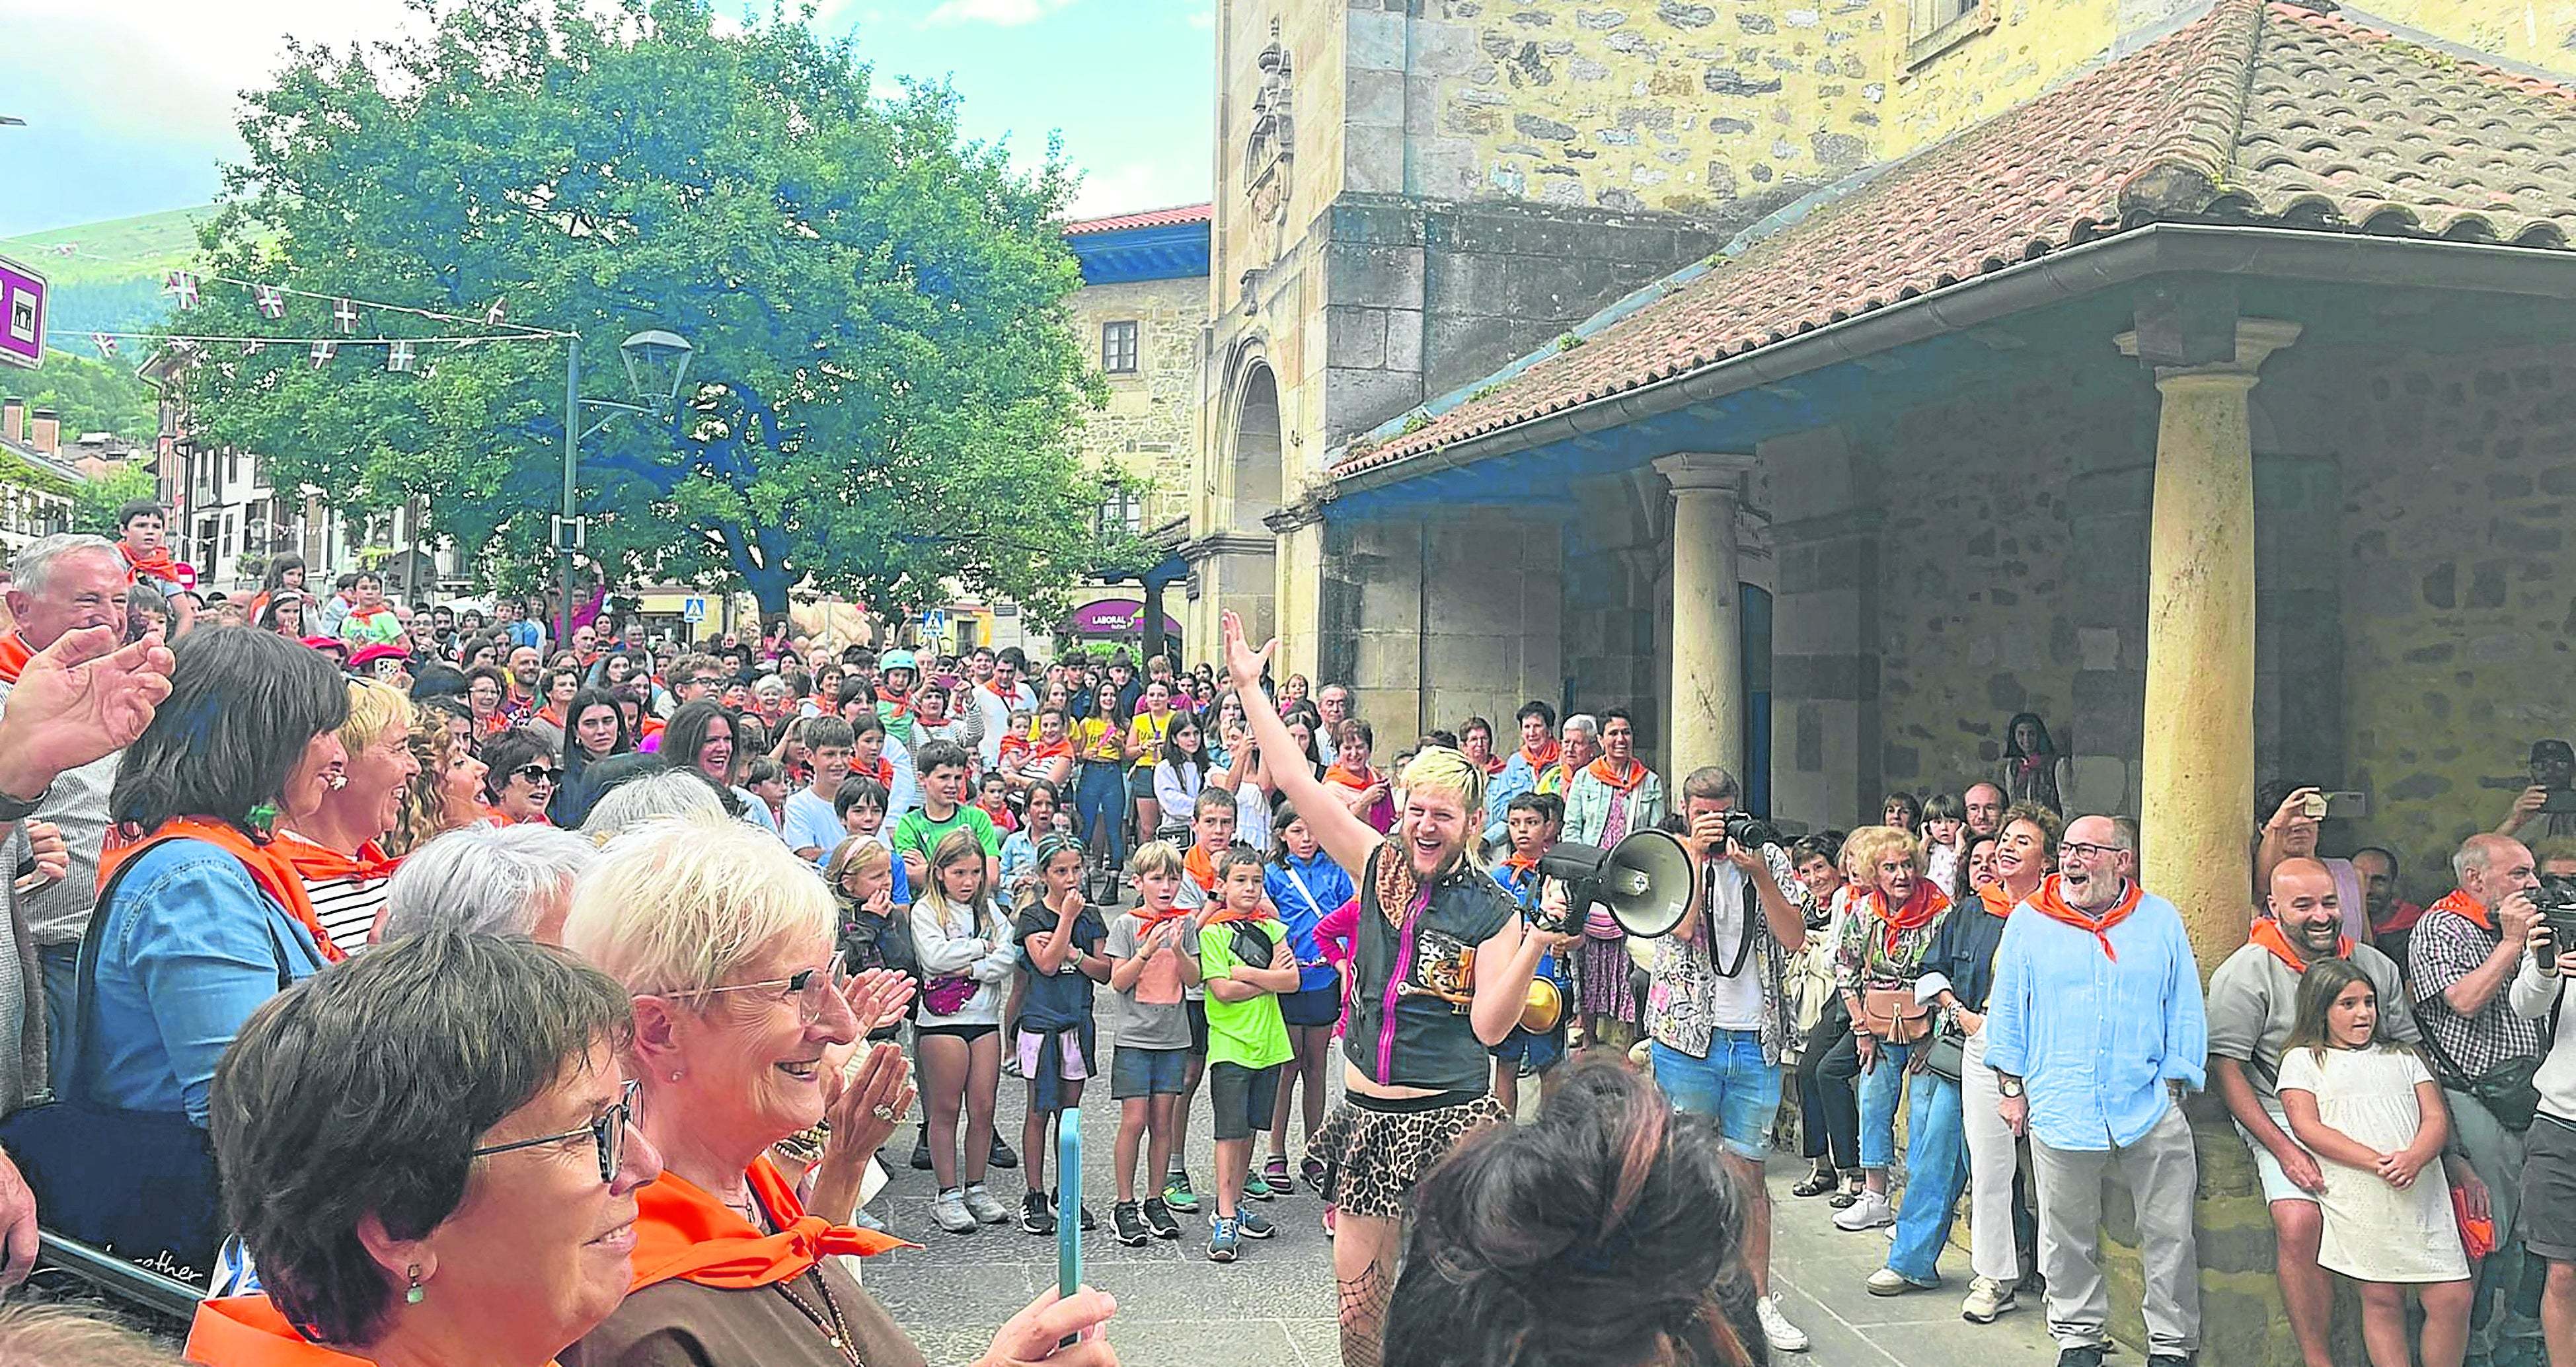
{"left": 1859, "top": 986, "right": 1933, "bottom": 1045}
{"left": 2418, "top": 993, "right": 2558, "bottom": 1132}
{"left": 0, "top": 847, "right": 284, "bottom": 1283}
{"left": 1920, "top": 1019, "right": 1968, "bottom": 1083}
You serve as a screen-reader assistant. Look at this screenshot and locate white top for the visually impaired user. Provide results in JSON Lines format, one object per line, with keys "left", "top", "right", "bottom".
{"left": 909, "top": 896, "right": 1017, "bottom": 1025}
{"left": 2275, "top": 1044, "right": 2469, "bottom": 1283}
{"left": 1700, "top": 861, "right": 1766, "bottom": 1031}
{"left": 969, "top": 681, "right": 1036, "bottom": 766}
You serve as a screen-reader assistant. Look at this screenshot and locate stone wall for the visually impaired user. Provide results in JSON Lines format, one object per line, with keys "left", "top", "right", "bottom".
{"left": 1324, "top": 509, "right": 1566, "bottom": 741}
{"left": 1064, "top": 275, "right": 1205, "bottom": 527}
{"left": 2359, "top": 0, "right": 2576, "bottom": 76}
{"left": 1893, "top": 0, "right": 2118, "bottom": 149}
{"left": 2330, "top": 345, "right": 2576, "bottom": 906}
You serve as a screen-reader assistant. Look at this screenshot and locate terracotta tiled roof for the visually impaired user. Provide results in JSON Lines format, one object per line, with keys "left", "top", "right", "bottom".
{"left": 1061, "top": 203, "right": 1214, "bottom": 237}
{"left": 1334, "top": 0, "right": 2576, "bottom": 479}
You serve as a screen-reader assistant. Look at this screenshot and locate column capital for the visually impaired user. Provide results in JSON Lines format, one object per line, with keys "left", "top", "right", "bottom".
{"left": 2115, "top": 318, "right": 2302, "bottom": 384}
{"left": 1653, "top": 451, "right": 1757, "bottom": 495}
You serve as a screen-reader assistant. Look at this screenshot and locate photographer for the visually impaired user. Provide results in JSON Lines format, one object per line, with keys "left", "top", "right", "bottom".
{"left": 1641, "top": 766, "right": 1809, "bottom": 1356}
{"left": 2510, "top": 890, "right": 2574, "bottom": 1367}
{"left": 2499, "top": 739, "right": 2576, "bottom": 844}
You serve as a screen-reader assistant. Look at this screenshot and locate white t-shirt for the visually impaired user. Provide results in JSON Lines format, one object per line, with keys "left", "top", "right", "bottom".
{"left": 969, "top": 681, "right": 1036, "bottom": 766}
{"left": 1700, "top": 862, "right": 1767, "bottom": 1032}
{"left": 782, "top": 788, "right": 843, "bottom": 861}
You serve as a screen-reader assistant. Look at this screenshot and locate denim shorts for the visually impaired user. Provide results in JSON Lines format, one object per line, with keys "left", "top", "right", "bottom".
{"left": 1490, "top": 1023, "right": 1568, "bottom": 1074}
{"left": 1209, "top": 1061, "right": 1283, "bottom": 1141}
{"left": 1279, "top": 983, "right": 1341, "bottom": 1029}
{"left": 1110, "top": 1045, "right": 1189, "bottom": 1100}
{"left": 1651, "top": 1030, "right": 1782, "bottom": 1160}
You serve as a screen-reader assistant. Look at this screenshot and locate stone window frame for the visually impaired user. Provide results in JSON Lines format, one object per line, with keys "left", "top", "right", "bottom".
{"left": 1905, "top": 0, "right": 1992, "bottom": 69}
{"left": 1102, "top": 319, "right": 1141, "bottom": 375}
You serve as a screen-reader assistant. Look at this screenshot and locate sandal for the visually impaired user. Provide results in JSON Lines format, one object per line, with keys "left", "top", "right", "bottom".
{"left": 1792, "top": 1167, "right": 1840, "bottom": 1199}
{"left": 1828, "top": 1188, "right": 1862, "bottom": 1209}
{"left": 1264, "top": 1156, "right": 1293, "bottom": 1192}
{"left": 1301, "top": 1154, "right": 1329, "bottom": 1191}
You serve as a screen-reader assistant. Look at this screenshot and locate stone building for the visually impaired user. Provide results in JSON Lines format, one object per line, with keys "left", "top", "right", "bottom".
{"left": 0, "top": 400, "right": 81, "bottom": 554}
{"left": 1238, "top": 1, "right": 2576, "bottom": 1360}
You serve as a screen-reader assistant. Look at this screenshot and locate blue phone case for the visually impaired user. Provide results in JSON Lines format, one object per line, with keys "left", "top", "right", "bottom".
{"left": 1057, "top": 1109, "right": 1082, "bottom": 1308}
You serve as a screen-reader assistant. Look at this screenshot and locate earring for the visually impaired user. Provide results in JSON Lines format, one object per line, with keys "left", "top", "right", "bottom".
{"left": 669, "top": 1070, "right": 682, "bottom": 1082}
{"left": 405, "top": 1264, "right": 426, "bottom": 1305}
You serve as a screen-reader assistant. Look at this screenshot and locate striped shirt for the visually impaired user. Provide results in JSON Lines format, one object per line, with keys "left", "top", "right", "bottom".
{"left": 301, "top": 874, "right": 391, "bottom": 957}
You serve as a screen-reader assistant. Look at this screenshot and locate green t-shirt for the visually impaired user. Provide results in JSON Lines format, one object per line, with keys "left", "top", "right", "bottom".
{"left": 891, "top": 803, "right": 1001, "bottom": 868}
{"left": 1198, "top": 918, "right": 1294, "bottom": 1070}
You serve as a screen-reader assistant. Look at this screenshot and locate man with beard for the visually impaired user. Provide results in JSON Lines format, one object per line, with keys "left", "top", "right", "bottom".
{"left": 1219, "top": 610, "right": 1550, "bottom": 1367}
{"left": 1986, "top": 815, "right": 2206, "bottom": 1367}
{"left": 2253, "top": 781, "right": 2370, "bottom": 943}
{"left": 1964, "top": 782, "right": 2007, "bottom": 841}
{"left": 2209, "top": 857, "right": 2429, "bottom": 1367}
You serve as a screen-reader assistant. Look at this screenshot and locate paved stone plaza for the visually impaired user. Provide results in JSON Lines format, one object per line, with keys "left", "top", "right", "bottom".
{"left": 864, "top": 1067, "right": 2063, "bottom": 1367}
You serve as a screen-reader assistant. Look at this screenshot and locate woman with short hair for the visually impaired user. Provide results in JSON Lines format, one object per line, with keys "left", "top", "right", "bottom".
{"left": 379, "top": 823, "right": 599, "bottom": 942}
{"left": 278, "top": 679, "right": 420, "bottom": 954}
{"left": 563, "top": 818, "right": 1115, "bottom": 1367}
{"left": 1830, "top": 824, "right": 1955, "bottom": 1234}
{"left": 480, "top": 729, "right": 560, "bottom": 826}
{"left": 187, "top": 931, "right": 662, "bottom": 1367}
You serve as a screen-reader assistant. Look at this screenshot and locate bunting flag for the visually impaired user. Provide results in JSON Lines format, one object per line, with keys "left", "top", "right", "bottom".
{"left": 483, "top": 297, "right": 508, "bottom": 325}
{"left": 254, "top": 285, "right": 287, "bottom": 320}
{"left": 90, "top": 332, "right": 118, "bottom": 357}
{"left": 334, "top": 299, "right": 360, "bottom": 334}
{"left": 310, "top": 340, "right": 337, "bottom": 368}
{"left": 241, "top": 340, "right": 264, "bottom": 357}
{"left": 386, "top": 340, "right": 416, "bottom": 373}
{"left": 163, "top": 270, "right": 200, "bottom": 309}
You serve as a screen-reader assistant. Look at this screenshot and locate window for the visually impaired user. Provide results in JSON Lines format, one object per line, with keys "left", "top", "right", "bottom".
{"left": 1102, "top": 320, "right": 1141, "bottom": 375}
{"left": 1098, "top": 489, "right": 1144, "bottom": 536}
{"left": 1908, "top": 0, "right": 1983, "bottom": 62}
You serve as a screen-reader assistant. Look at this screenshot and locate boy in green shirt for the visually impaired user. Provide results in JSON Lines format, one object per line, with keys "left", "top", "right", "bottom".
{"left": 893, "top": 739, "right": 1003, "bottom": 891}
{"left": 1197, "top": 844, "right": 1299, "bottom": 1262}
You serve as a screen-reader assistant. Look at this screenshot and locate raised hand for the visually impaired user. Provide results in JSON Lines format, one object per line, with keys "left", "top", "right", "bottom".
{"left": 1219, "top": 611, "right": 1275, "bottom": 696}
{"left": 0, "top": 625, "right": 174, "bottom": 799}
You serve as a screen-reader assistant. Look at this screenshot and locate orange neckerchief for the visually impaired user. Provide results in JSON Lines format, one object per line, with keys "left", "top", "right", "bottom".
{"left": 0, "top": 632, "right": 33, "bottom": 685}
{"left": 1028, "top": 737, "right": 1074, "bottom": 762}
{"left": 1479, "top": 755, "right": 1507, "bottom": 776}
{"left": 875, "top": 684, "right": 911, "bottom": 720}
{"left": 120, "top": 541, "right": 184, "bottom": 585}
{"left": 1184, "top": 843, "right": 1221, "bottom": 892}
{"left": 1520, "top": 739, "right": 1562, "bottom": 770}
{"left": 1977, "top": 882, "right": 2019, "bottom": 918}
{"left": 1203, "top": 899, "right": 1276, "bottom": 928}
{"left": 1502, "top": 853, "right": 1541, "bottom": 875}
{"left": 344, "top": 605, "right": 392, "bottom": 626}
{"left": 185, "top": 1296, "right": 381, "bottom": 1367}
{"left": 1586, "top": 757, "right": 1648, "bottom": 792}
{"left": 998, "top": 733, "right": 1030, "bottom": 764}
{"left": 1324, "top": 763, "right": 1380, "bottom": 792}
{"left": 858, "top": 756, "right": 893, "bottom": 788}
{"left": 97, "top": 820, "right": 347, "bottom": 966}
{"left": 2249, "top": 916, "right": 2347, "bottom": 973}
{"left": 2429, "top": 887, "right": 2493, "bottom": 933}
{"left": 628, "top": 1156, "right": 911, "bottom": 1294}
{"left": 2030, "top": 873, "right": 2144, "bottom": 961}
{"left": 278, "top": 832, "right": 402, "bottom": 883}
{"left": 537, "top": 704, "right": 566, "bottom": 729}
{"left": 1870, "top": 881, "right": 1951, "bottom": 957}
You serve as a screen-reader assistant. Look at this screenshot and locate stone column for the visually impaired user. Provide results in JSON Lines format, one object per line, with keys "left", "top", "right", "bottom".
{"left": 2118, "top": 319, "right": 2300, "bottom": 969}
{"left": 1655, "top": 453, "right": 1757, "bottom": 780}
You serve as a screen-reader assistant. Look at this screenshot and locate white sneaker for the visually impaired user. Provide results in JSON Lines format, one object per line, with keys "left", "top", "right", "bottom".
{"left": 1757, "top": 1296, "right": 1809, "bottom": 1353}
{"left": 1961, "top": 1275, "right": 2018, "bottom": 1323}
{"left": 962, "top": 1182, "right": 1012, "bottom": 1224}
{"left": 1833, "top": 1189, "right": 1895, "bottom": 1231}
{"left": 931, "top": 1189, "right": 977, "bottom": 1234}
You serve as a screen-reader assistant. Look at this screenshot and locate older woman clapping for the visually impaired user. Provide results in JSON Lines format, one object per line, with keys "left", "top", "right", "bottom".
{"left": 562, "top": 817, "right": 1119, "bottom": 1367}
{"left": 187, "top": 931, "right": 662, "bottom": 1367}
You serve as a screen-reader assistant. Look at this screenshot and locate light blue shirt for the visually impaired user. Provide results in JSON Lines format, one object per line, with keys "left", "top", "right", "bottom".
{"left": 87, "top": 839, "right": 332, "bottom": 1126}
{"left": 1982, "top": 884, "right": 2207, "bottom": 1152}
{"left": 1482, "top": 750, "right": 1540, "bottom": 848}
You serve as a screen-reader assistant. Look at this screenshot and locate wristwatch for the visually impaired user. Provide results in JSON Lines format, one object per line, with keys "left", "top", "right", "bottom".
{"left": 0, "top": 780, "right": 50, "bottom": 824}
{"left": 1998, "top": 1076, "right": 2026, "bottom": 1099}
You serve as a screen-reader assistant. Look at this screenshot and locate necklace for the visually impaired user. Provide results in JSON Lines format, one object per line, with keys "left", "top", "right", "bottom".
{"left": 775, "top": 1267, "right": 868, "bottom": 1367}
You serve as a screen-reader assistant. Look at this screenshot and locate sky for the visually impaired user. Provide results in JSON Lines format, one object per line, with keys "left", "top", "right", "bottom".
{"left": 0, "top": 0, "right": 1217, "bottom": 237}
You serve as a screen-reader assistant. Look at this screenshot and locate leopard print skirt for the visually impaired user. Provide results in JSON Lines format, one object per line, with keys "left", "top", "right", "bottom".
{"left": 1312, "top": 1090, "right": 1507, "bottom": 1220}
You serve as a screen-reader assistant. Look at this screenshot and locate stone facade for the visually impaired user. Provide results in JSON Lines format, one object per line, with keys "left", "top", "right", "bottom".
{"left": 1063, "top": 274, "right": 1202, "bottom": 529}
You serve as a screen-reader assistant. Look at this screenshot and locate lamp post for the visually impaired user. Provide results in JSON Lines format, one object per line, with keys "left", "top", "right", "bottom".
{"left": 556, "top": 328, "right": 695, "bottom": 648}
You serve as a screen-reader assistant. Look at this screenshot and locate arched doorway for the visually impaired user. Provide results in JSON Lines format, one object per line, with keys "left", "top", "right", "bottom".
{"left": 1229, "top": 363, "right": 1283, "bottom": 525}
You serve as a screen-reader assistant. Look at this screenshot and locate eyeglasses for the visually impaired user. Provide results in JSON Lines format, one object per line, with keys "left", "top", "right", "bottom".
{"left": 687, "top": 675, "right": 724, "bottom": 688}
{"left": 513, "top": 764, "right": 563, "bottom": 785}
{"left": 469, "top": 1079, "right": 638, "bottom": 1183}
{"left": 679, "top": 954, "right": 844, "bottom": 1024}
{"left": 2061, "top": 841, "right": 2124, "bottom": 862}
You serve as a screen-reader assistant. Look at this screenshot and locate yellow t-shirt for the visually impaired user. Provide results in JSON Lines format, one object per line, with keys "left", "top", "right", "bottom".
{"left": 1074, "top": 717, "right": 1125, "bottom": 764}
{"left": 1129, "top": 712, "right": 1172, "bottom": 772}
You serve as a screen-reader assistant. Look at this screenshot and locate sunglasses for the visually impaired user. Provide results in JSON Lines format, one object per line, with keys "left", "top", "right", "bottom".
{"left": 513, "top": 764, "right": 563, "bottom": 785}
{"left": 469, "top": 1079, "right": 638, "bottom": 1184}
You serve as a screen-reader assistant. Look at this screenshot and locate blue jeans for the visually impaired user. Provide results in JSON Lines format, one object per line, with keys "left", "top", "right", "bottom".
{"left": 1075, "top": 761, "right": 1129, "bottom": 873}
{"left": 1887, "top": 1065, "right": 1968, "bottom": 1283}
{"left": 1857, "top": 1039, "right": 1913, "bottom": 1169}
{"left": 1650, "top": 1031, "right": 1782, "bottom": 1160}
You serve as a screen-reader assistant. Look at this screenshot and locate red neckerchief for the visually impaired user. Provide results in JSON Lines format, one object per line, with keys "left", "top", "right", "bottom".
{"left": 875, "top": 684, "right": 911, "bottom": 720}
{"left": 277, "top": 831, "right": 402, "bottom": 883}
{"left": 860, "top": 756, "right": 893, "bottom": 787}
{"left": 2030, "top": 873, "right": 2144, "bottom": 960}
{"left": 1520, "top": 739, "right": 1562, "bottom": 770}
{"left": 1587, "top": 757, "right": 1648, "bottom": 792}
{"left": 2429, "top": 887, "right": 2493, "bottom": 933}
{"left": 119, "top": 541, "right": 183, "bottom": 585}
{"left": 2248, "top": 916, "right": 2347, "bottom": 973}
{"left": 1184, "top": 843, "right": 1221, "bottom": 892}
{"left": 344, "top": 605, "right": 391, "bottom": 626}
{"left": 97, "top": 819, "right": 348, "bottom": 966}
{"left": 1324, "top": 763, "right": 1380, "bottom": 792}
{"left": 1870, "top": 881, "right": 1951, "bottom": 957}
{"left": 628, "top": 1156, "right": 911, "bottom": 1293}
{"left": 0, "top": 632, "right": 33, "bottom": 686}
{"left": 979, "top": 799, "right": 1016, "bottom": 834}
{"left": 1478, "top": 754, "right": 1507, "bottom": 776}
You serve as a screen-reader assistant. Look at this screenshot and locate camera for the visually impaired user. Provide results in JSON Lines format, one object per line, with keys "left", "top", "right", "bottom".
{"left": 2532, "top": 873, "right": 2576, "bottom": 957}
{"left": 1722, "top": 811, "right": 1780, "bottom": 853}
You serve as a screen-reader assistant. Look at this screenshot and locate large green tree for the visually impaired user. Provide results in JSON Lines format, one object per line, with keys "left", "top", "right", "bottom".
{"left": 174, "top": 0, "right": 1144, "bottom": 620}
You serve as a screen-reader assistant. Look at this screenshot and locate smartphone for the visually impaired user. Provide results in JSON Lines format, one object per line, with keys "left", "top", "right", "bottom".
{"left": 1057, "top": 1109, "right": 1083, "bottom": 1348}
{"left": 2300, "top": 792, "right": 2328, "bottom": 819}
{"left": 2540, "top": 788, "right": 2576, "bottom": 816}
{"left": 2320, "top": 790, "right": 2367, "bottom": 819}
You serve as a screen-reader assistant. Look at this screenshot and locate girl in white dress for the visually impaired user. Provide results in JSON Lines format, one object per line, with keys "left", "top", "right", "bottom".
{"left": 2276, "top": 957, "right": 2472, "bottom": 1367}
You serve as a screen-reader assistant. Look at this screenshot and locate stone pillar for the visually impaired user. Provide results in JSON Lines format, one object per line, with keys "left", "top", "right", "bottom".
{"left": 2119, "top": 319, "right": 2300, "bottom": 969}
{"left": 1655, "top": 453, "right": 1756, "bottom": 780}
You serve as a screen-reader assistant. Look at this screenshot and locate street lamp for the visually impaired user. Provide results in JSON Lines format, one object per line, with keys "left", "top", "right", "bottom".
{"left": 556, "top": 328, "right": 695, "bottom": 647}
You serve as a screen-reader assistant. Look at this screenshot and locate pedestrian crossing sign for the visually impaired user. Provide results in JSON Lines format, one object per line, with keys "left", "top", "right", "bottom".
{"left": 682, "top": 596, "right": 706, "bottom": 623}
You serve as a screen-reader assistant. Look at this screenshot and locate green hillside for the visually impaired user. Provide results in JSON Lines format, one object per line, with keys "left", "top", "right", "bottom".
{"left": 0, "top": 205, "right": 215, "bottom": 361}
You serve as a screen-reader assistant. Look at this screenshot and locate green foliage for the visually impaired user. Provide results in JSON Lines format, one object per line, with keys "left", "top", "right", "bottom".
{"left": 174, "top": 0, "right": 1140, "bottom": 617}
{"left": 1556, "top": 332, "right": 1585, "bottom": 351}
{"left": 0, "top": 348, "right": 158, "bottom": 441}
{"left": 70, "top": 461, "right": 157, "bottom": 538}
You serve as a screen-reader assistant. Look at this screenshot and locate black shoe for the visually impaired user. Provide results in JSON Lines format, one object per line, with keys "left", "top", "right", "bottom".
{"left": 2055, "top": 1348, "right": 2106, "bottom": 1367}
{"left": 1142, "top": 1195, "right": 1182, "bottom": 1239}
{"left": 1020, "top": 1191, "right": 1056, "bottom": 1236}
{"left": 989, "top": 1134, "right": 1019, "bottom": 1169}
{"left": 2144, "top": 1357, "right": 2193, "bottom": 1367}
{"left": 1055, "top": 1191, "right": 1096, "bottom": 1232}
{"left": 1112, "top": 1201, "right": 1149, "bottom": 1247}
{"left": 910, "top": 1129, "right": 932, "bottom": 1171}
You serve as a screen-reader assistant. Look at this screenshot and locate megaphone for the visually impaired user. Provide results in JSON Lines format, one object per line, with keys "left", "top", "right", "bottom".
{"left": 1535, "top": 827, "right": 1700, "bottom": 940}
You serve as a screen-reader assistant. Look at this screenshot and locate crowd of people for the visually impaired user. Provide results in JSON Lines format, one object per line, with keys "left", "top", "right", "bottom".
{"left": 1, "top": 509, "right": 2574, "bottom": 1367}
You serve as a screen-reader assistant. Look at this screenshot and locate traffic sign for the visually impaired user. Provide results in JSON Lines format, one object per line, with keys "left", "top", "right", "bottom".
{"left": 0, "top": 255, "right": 44, "bottom": 371}
{"left": 923, "top": 609, "right": 948, "bottom": 637}
{"left": 681, "top": 596, "right": 706, "bottom": 623}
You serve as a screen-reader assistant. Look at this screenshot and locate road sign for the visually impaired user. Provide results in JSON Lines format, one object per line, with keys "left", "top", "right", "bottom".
{"left": 0, "top": 255, "right": 45, "bottom": 371}
{"left": 681, "top": 596, "right": 706, "bottom": 623}
{"left": 923, "top": 609, "right": 948, "bottom": 638}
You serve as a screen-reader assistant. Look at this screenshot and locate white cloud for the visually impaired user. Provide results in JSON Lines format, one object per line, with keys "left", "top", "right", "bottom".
{"left": 921, "top": 0, "right": 1080, "bottom": 26}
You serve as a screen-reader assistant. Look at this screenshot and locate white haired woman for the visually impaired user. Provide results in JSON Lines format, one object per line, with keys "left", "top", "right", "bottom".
{"left": 375, "top": 823, "right": 598, "bottom": 943}
{"left": 1220, "top": 611, "right": 1551, "bottom": 1367}
{"left": 561, "top": 817, "right": 1119, "bottom": 1367}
